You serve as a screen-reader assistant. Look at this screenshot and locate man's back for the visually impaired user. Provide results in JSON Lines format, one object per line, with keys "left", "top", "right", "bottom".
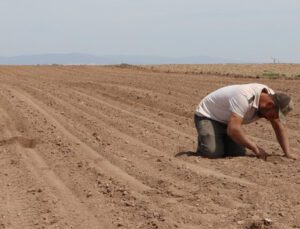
{"left": 195, "top": 83, "right": 274, "bottom": 124}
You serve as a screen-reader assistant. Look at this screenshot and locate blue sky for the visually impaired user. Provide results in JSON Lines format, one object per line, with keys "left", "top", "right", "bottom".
{"left": 1, "top": 0, "right": 299, "bottom": 62}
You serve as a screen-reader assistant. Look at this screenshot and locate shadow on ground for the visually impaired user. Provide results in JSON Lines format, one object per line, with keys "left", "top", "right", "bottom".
{"left": 175, "top": 151, "right": 199, "bottom": 157}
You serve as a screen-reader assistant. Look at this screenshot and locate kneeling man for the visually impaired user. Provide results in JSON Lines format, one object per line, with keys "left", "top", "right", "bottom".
{"left": 194, "top": 83, "right": 297, "bottom": 160}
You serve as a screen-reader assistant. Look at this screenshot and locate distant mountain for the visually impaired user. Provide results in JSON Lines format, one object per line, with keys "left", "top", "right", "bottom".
{"left": 0, "top": 53, "right": 236, "bottom": 65}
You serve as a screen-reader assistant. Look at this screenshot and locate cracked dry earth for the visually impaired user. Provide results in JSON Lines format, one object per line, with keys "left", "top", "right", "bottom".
{"left": 0, "top": 66, "right": 299, "bottom": 229}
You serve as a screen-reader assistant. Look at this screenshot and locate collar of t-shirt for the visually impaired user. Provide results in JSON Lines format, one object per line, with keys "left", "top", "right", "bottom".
{"left": 252, "top": 87, "right": 275, "bottom": 109}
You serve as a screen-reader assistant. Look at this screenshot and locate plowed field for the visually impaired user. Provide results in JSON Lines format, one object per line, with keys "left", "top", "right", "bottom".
{"left": 0, "top": 66, "right": 299, "bottom": 229}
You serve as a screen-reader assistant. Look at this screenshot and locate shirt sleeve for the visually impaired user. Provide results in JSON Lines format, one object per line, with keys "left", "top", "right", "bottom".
{"left": 229, "top": 95, "right": 249, "bottom": 118}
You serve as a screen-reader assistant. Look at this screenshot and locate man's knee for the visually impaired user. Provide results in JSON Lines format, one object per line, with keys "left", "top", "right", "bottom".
{"left": 194, "top": 116, "right": 226, "bottom": 158}
{"left": 197, "top": 135, "right": 224, "bottom": 158}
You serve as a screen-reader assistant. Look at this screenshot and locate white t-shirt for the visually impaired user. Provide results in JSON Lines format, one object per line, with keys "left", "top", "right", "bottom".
{"left": 195, "top": 83, "right": 275, "bottom": 124}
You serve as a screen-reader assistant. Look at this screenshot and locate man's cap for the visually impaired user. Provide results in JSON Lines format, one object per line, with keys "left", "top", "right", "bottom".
{"left": 271, "top": 93, "right": 294, "bottom": 122}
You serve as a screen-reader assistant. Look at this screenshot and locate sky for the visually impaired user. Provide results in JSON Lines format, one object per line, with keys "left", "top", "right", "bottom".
{"left": 0, "top": 0, "right": 300, "bottom": 63}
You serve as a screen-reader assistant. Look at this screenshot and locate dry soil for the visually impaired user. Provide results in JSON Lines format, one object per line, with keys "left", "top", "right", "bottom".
{"left": 0, "top": 65, "right": 299, "bottom": 229}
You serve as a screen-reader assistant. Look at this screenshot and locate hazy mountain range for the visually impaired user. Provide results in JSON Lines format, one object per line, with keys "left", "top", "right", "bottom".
{"left": 0, "top": 53, "right": 236, "bottom": 65}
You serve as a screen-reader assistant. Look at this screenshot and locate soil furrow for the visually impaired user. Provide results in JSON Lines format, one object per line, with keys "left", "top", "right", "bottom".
{"left": 0, "top": 66, "right": 299, "bottom": 228}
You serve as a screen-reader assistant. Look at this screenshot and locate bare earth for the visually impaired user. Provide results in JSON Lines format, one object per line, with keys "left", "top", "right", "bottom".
{"left": 0, "top": 65, "right": 299, "bottom": 229}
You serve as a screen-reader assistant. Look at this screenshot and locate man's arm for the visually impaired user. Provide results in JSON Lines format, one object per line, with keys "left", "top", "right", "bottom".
{"left": 227, "top": 113, "right": 268, "bottom": 159}
{"left": 270, "top": 118, "right": 298, "bottom": 160}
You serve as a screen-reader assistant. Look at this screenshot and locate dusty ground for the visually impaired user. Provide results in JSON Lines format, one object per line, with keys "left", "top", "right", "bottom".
{"left": 0, "top": 65, "right": 299, "bottom": 229}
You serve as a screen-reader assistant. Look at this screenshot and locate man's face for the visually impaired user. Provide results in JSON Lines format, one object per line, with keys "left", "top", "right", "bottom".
{"left": 258, "top": 105, "right": 279, "bottom": 120}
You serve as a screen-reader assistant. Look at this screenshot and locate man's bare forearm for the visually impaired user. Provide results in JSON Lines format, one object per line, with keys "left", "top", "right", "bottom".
{"left": 227, "top": 113, "right": 259, "bottom": 154}
{"left": 227, "top": 125, "right": 258, "bottom": 153}
{"left": 271, "top": 120, "right": 290, "bottom": 156}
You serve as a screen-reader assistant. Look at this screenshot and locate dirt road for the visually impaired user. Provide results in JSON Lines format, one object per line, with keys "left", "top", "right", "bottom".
{"left": 0, "top": 66, "right": 299, "bottom": 228}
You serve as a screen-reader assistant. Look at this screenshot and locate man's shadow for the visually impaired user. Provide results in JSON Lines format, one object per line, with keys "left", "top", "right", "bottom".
{"left": 175, "top": 151, "right": 199, "bottom": 157}
{"left": 175, "top": 150, "right": 254, "bottom": 159}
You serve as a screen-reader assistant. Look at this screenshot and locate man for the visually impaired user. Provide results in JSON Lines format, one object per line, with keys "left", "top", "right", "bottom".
{"left": 194, "top": 83, "right": 297, "bottom": 160}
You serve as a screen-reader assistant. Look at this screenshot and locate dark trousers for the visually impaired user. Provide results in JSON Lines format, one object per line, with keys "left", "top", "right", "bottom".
{"left": 194, "top": 114, "right": 246, "bottom": 158}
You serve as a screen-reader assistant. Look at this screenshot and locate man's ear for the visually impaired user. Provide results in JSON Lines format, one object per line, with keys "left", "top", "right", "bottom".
{"left": 266, "top": 100, "right": 275, "bottom": 109}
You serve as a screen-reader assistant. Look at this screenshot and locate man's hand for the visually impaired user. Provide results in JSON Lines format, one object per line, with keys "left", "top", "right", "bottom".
{"left": 285, "top": 153, "right": 298, "bottom": 160}
{"left": 253, "top": 146, "right": 270, "bottom": 160}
